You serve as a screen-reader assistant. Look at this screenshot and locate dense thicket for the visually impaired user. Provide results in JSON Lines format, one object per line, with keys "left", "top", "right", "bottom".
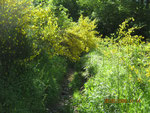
{"left": 0, "top": 0, "right": 149, "bottom": 113}
{"left": 0, "top": 0, "right": 98, "bottom": 112}
{"left": 72, "top": 19, "right": 150, "bottom": 112}
{"left": 49, "top": 0, "right": 150, "bottom": 40}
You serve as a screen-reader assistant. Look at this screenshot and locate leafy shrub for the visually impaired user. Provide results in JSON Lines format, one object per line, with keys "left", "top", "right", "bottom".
{"left": 72, "top": 44, "right": 150, "bottom": 113}
{"left": 0, "top": 1, "right": 68, "bottom": 112}
{"left": 25, "top": 2, "right": 98, "bottom": 61}
{"left": 0, "top": 63, "right": 46, "bottom": 113}
{"left": 60, "top": 15, "right": 99, "bottom": 61}
{"left": 0, "top": 0, "right": 34, "bottom": 64}
{"left": 52, "top": 0, "right": 80, "bottom": 21}
{"left": 32, "top": 54, "right": 68, "bottom": 109}
{"left": 72, "top": 19, "right": 150, "bottom": 113}
{"left": 113, "top": 18, "right": 144, "bottom": 46}
{"left": 0, "top": 54, "right": 68, "bottom": 113}
{"left": 77, "top": 0, "right": 150, "bottom": 39}
{"left": 52, "top": 4, "right": 72, "bottom": 29}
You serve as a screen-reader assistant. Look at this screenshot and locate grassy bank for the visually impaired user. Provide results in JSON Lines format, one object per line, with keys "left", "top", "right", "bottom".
{"left": 71, "top": 42, "right": 150, "bottom": 113}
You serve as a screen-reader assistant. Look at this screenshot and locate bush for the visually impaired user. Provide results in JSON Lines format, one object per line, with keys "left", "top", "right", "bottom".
{"left": 25, "top": 3, "right": 98, "bottom": 61}
{"left": 0, "top": 63, "right": 45, "bottom": 113}
{"left": 32, "top": 54, "right": 68, "bottom": 109}
{"left": 72, "top": 19, "right": 150, "bottom": 113}
{"left": 0, "top": 0, "right": 34, "bottom": 65}
{"left": 0, "top": 1, "right": 68, "bottom": 112}
{"left": 0, "top": 54, "right": 68, "bottom": 113}
{"left": 60, "top": 15, "right": 99, "bottom": 61}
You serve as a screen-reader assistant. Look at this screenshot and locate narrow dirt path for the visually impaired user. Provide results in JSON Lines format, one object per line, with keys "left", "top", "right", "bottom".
{"left": 49, "top": 68, "right": 75, "bottom": 113}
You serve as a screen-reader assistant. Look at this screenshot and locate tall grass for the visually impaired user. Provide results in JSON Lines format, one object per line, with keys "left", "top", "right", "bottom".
{"left": 71, "top": 19, "right": 150, "bottom": 112}
{"left": 0, "top": 53, "right": 68, "bottom": 113}
{"left": 72, "top": 41, "right": 150, "bottom": 112}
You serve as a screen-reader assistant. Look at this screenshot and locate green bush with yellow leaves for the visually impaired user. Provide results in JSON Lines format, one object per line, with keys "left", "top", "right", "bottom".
{"left": 72, "top": 18, "right": 150, "bottom": 113}
{"left": 0, "top": 0, "right": 34, "bottom": 64}
{"left": 0, "top": 0, "right": 99, "bottom": 112}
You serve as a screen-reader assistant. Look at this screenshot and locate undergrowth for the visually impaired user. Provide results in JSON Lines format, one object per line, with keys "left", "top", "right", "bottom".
{"left": 71, "top": 18, "right": 150, "bottom": 113}
{"left": 0, "top": 53, "right": 68, "bottom": 113}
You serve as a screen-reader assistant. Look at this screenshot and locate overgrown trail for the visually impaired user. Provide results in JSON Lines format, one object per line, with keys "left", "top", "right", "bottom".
{"left": 49, "top": 68, "right": 75, "bottom": 113}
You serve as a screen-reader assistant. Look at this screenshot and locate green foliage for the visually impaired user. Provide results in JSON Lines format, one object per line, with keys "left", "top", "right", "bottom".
{"left": 0, "top": 54, "right": 68, "bottom": 113}
{"left": 60, "top": 15, "right": 99, "bottom": 61}
{"left": 72, "top": 19, "right": 150, "bottom": 113}
{"left": 24, "top": 3, "right": 98, "bottom": 61}
{"left": 52, "top": 5, "right": 72, "bottom": 29}
{"left": 69, "top": 72, "right": 86, "bottom": 92}
{"left": 0, "top": 63, "right": 45, "bottom": 113}
{"left": 72, "top": 44, "right": 150, "bottom": 113}
{"left": 113, "top": 18, "right": 144, "bottom": 45}
{"left": 33, "top": 54, "right": 68, "bottom": 108}
{"left": 33, "top": 0, "right": 50, "bottom": 6}
{"left": 25, "top": 4, "right": 60, "bottom": 57}
{"left": 77, "top": 0, "right": 150, "bottom": 39}
{"left": 0, "top": 1, "right": 69, "bottom": 112}
{"left": 77, "top": 0, "right": 123, "bottom": 36}
{"left": 52, "top": 0, "right": 80, "bottom": 21}
{"left": 1, "top": 0, "right": 149, "bottom": 113}
{"left": 0, "top": 0, "right": 34, "bottom": 64}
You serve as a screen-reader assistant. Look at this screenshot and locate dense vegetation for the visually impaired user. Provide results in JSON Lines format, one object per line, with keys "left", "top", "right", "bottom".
{"left": 0, "top": 0, "right": 149, "bottom": 113}
{"left": 72, "top": 19, "right": 150, "bottom": 112}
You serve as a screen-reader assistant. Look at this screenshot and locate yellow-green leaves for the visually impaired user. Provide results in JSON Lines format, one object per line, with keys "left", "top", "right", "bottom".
{"left": 28, "top": 13, "right": 99, "bottom": 61}
{"left": 60, "top": 15, "right": 99, "bottom": 61}
{"left": 1, "top": 1, "right": 99, "bottom": 62}
{"left": 0, "top": 0, "right": 34, "bottom": 63}
{"left": 115, "top": 18, "right": 144, "bottom": 46}
{"left": 26, "top": 5, "right": 60, "bottom": 57}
